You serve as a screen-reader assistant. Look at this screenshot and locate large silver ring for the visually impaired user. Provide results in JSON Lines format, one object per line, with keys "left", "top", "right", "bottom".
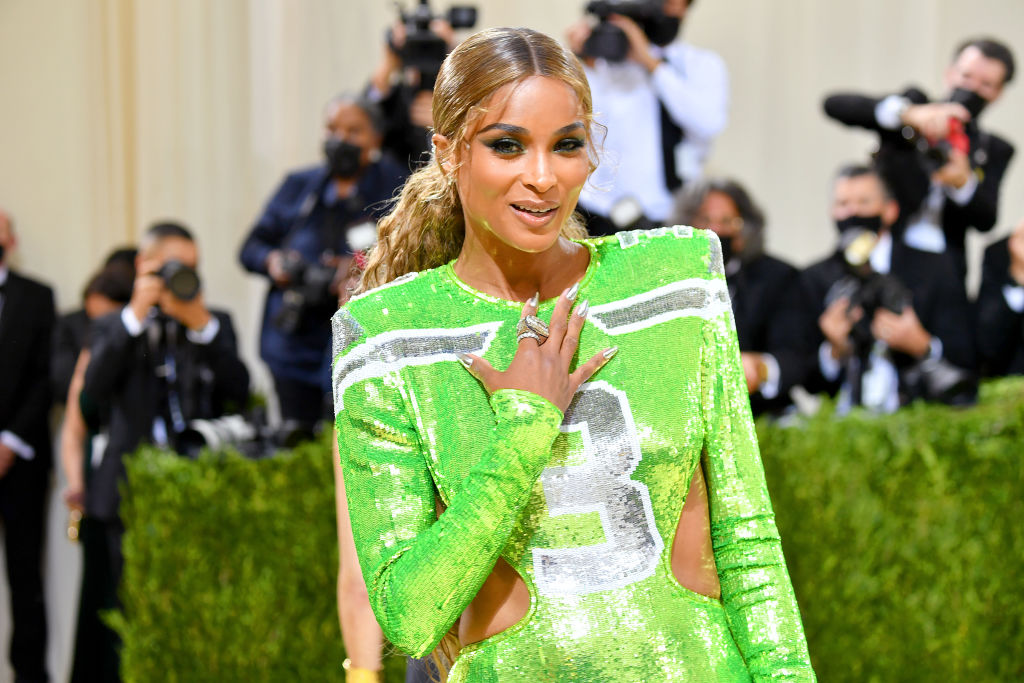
{"left": 517, "top": 315, "right": 550, "bottom": 340}
{"left": 516, "top": 330, "right": 545, "bottom": 345}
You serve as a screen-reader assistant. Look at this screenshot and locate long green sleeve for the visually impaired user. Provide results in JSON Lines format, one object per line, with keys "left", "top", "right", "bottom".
{"left": 336, "top": 353, "right": 563, "bottom": 656}
{"left": 700, "top": 277, "right": 816, "bottom": 680}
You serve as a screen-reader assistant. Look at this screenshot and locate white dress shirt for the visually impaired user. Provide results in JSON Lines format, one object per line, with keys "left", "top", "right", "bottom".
{"left": 581, "top": 40, "right": 729, "bottom": 222}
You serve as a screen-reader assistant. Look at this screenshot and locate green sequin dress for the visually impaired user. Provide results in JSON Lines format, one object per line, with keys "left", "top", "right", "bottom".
{"left": 332, "top": 227, "right": 815, "bottom": 682}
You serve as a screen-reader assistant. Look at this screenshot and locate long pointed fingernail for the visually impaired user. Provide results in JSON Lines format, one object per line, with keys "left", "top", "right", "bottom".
{"left": 575, "top": 299, "right": 590, "bottom": 318}
{"left": 527, "top": 292, "right": 539, "bottom": 308}
{"left": 602, "top": 346, "right": 618, "bottom": 360}
{"left": 565, "top": 282, "right": 580, "bottom": 301}
{"left": 456, "top": 353, "right": 473, "bottom": 368}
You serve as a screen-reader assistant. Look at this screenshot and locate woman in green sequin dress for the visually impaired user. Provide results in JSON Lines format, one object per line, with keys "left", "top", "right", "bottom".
{"left": 332, "top": 26, "right": 816, "bottom": 682}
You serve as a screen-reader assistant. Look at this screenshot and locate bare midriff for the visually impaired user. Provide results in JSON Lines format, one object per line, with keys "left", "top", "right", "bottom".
{"left": 459, "top": 465, "right": 721, "bottom": 646}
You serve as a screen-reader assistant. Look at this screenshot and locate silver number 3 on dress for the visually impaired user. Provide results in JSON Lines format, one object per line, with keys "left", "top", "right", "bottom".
{"left": 532, "top": 381, "right": 663, "bottom": 595}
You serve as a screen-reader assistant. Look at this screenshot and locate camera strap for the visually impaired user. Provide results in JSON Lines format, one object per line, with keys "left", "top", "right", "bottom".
{"left": 148, "top": 317, "right": 188, "bottom": 442}
{"left": 279, "top": 171, "right": 333, "bottom": 255}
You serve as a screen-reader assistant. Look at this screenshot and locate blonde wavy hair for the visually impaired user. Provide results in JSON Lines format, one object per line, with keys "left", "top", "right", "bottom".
{"left": 359, "top": 27, "right": 598, "bottom": 292}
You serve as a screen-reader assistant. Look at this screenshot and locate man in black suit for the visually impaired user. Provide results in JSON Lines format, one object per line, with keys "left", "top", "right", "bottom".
{"left": 80, "top": 222, "right": 249, "bottom": 679}
{"left": 801, "top": 165, "right": 975, "bottom": 413}
{"left": 0, "top": 209, "right": 56, "bottom": 683}
{"left": 976, "top": 218, "right": 1024, "bottom": 377}
{"left": 673, "top": 178, "right": 811, "bottom": 416}
{"left": 823, "top": 38, "right": 1015, "bottom": 281}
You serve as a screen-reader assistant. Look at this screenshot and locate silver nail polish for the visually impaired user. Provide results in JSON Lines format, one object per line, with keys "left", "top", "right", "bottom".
{"left": 527, "top": 292, "right": 539, "bottom": 308}
{"left": 602, "top": 346, "right": 618, "bottom": 360}
{"left": 565, "top": 281, "right": 580, "bottom": 301}
{"left": 456, "top": 353, "right": 473, "bottom": 368}
{"left": 576, "top": 299, "right": 590, "bottom": 318}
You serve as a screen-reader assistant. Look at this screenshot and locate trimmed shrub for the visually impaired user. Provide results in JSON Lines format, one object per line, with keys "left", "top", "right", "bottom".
{"left": 760, "top": 378, "right": 1024, "bottom": 681}
{"left": 114, "top": 378, "right": 1024, "bottom": 681}
{"left": 112, "top": 435, "right": 407, "bottom": 682}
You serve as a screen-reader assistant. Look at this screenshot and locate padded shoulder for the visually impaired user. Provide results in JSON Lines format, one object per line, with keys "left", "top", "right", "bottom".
{"left": 589, "top": 225, "right": 725, "bottom": 281}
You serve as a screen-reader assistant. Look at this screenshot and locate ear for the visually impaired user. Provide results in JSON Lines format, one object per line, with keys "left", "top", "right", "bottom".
{"left": 432, "top": 133, "right": 455, "bottom": 176}
{"left": 883, "top": 198, "right": 900, "bottom": 228}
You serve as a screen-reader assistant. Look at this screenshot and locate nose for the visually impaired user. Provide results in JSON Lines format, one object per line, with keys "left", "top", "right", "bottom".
{"left": 522, "top": 150, "right": 556, "bottom": 194}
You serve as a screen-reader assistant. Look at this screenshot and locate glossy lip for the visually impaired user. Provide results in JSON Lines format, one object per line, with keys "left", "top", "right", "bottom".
{"left": 509, "top": 202, "right": 559, "bottom": 228}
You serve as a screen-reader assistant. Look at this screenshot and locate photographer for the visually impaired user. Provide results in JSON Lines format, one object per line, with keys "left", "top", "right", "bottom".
{"left": 80, "top": 221, "right": 249, "bottom": 679}
{"left": 674, "top": 178, "right": 812, "bottom": 417}
{"left": 823, "top": 38, "right": 1015, "bottom": 281}
{"left": 366, "top": 13, "right": 458, "bottom": 170}
{"left": 239, "top": 94, "right": 406, "bottom": 425}
{"left": 567, "top": 0, "right": 728, "bottom": 234}
{"left": 800, "top": 165, "right": 975, "bottom": 414}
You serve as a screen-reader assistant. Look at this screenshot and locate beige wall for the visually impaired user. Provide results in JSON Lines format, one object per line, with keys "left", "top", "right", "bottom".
{"left": 2, "top": 0, "right": 1023, "bottom": 395}
{"left": 1, "top": 1, "right": 1023, "bottom": 680}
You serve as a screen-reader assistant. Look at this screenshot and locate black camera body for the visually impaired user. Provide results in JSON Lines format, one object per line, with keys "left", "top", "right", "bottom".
{"left": 392, "top": 0, "right": 477, "bottom": 90}
{"left": 582, "top": 0, "right": 674, "bottom": 62}
{"left": 827, "top": 270, "right": 911, "bottom": 357}
{"left": 272, "top": 251, "right": 338, "bottom": 334}
{"left": 178, "top": 408, "right": 322, "bottom": 459}
{"left": 157, "top": 260, "right": 201, "bottom": 301}
{"left": 900, "top": 122, "right": 965, "bottom": 175}
{"left": 826, "top": 244, "right": 976, "bottom": 407}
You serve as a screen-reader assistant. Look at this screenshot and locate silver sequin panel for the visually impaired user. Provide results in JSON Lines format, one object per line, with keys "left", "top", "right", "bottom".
{"left": 587, "top": 278, "right": 730, "bottom": 336}
{"left": 533, "top": 381, "right": 663, "bottom": 595}
{"left": 332, "top": 321, "right": 503, "bottom": 412}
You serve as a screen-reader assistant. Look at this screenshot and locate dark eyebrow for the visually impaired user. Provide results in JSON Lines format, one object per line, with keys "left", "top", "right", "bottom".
{"left": 476, "top": 121, "right": 585, "bottom": 137}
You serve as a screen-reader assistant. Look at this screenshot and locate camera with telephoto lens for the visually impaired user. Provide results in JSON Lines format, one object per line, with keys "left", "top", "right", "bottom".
{"left": 582, "top": 0, "right": 680, "bottom": 62}
{"left": 272, "top": 250, "right": 339, "bottom": 334}
{"left": 827, "top": 227, "right": 976, "bottom": 406}
{"left": 156, "top": 260, "right": 201, "bottom": 301}
{"left": 390, "top": 0, "right": 477, "bottom": 91}
{"left": 178, "top": 409, "right": 323, "bottom": 459}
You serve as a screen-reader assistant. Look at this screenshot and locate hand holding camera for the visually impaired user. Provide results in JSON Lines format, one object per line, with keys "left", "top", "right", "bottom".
{"left": 870, "top": 306, "right": 931, "bottom": 358}
{"left": 819, "top": 296, "right": 862, "bottom": 360}
{"left": 574, "top": 0, "right": 683, "bottom": 63}
{"left": 900, "top": 101, "right": 971, "bottom": 140}
{"left": 131, "top": 256, "right": 211, "bottom": 331}
{"left": 606, "top": 13, "right": 658, "bottom": 71}
{"left": 266, "top": 249, "right": 293, "bottom": 288}
{"left": 930, "top": 147, "right": 971, "bottom": 190}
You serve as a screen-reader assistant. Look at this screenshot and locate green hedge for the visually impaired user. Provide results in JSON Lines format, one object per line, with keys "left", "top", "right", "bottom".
{"left": 114, "top": 378, "right": 1024, "bottom": 681}
{"left": 759, "top": 378, "right": 1024, "bottom": 682}
{"left": 112, "top": 436, "right": 407, "bottom": 682}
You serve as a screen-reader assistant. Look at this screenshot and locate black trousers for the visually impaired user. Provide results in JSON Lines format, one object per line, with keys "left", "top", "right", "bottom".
{"left": 70, "top": 516, "right": 121, "bottom": 683}
{"left": 0, "top": 457, "right": 50, "bottom": 683}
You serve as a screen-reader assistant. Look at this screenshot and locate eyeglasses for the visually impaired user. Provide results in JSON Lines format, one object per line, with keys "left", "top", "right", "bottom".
{"left": 692, "top": 215, "right": 745, "bottom": 233}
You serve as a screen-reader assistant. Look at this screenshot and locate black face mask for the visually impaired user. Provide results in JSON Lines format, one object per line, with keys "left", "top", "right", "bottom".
{"left": 324, "top": 138, "right": 363, "bottom": 179}
{"left": 835, "top": 214, "right": 883, "bottom": 235}
{"left": 949, "top": 87, "right": 989, "bottom": 120}
{"left": 644, "top": 15, "right": 681, "bottom": 47}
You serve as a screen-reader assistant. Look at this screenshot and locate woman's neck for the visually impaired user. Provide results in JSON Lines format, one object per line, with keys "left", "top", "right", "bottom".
{"left": 453, "top": 232, "right": 589, "bottom": 303}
